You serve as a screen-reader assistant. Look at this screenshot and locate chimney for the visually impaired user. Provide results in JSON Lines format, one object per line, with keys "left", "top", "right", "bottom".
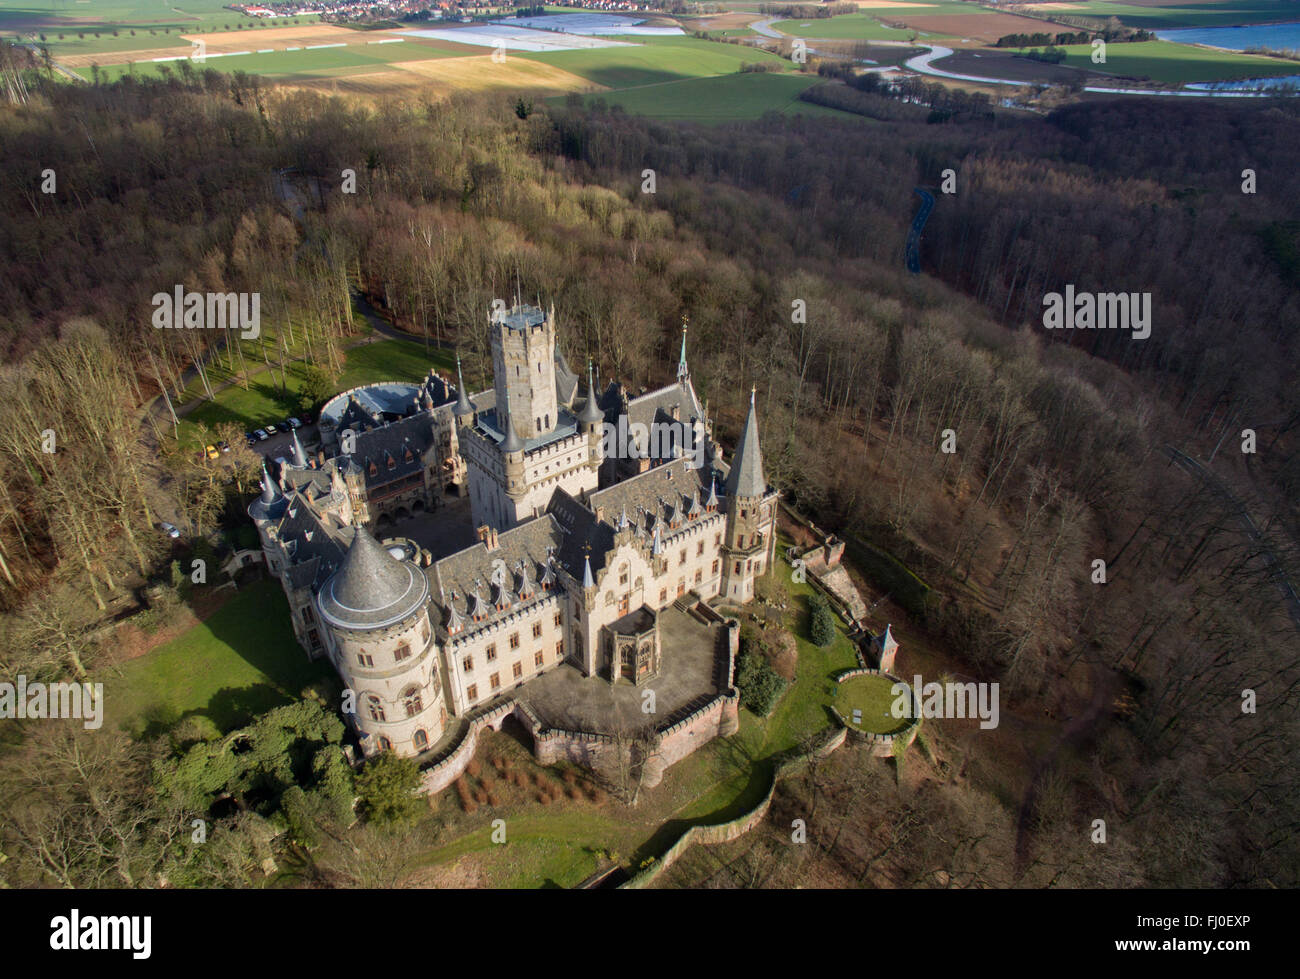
{"left": 477, "top": 524, "right": 499, "bottom": 551}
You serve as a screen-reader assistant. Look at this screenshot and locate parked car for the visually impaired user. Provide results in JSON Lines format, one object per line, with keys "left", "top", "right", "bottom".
{"left": 264, "top": 423, "right": 278, "bottom": 435}
{"left": 246, "top": 434, "right": 258, "bottom": 447}
{"left": 286, "top": 417, "right": 303, "bottom": 429}
{"left": 217, "top": 440, "right": 230, "bottom": 454}
{"left": 254, "top": 429, "right": 269, "bottom": 441}
{"left": 159, "top": 521, "right": 181, "bottom": 539}
{"left": 204, "top": 444, "right": 220, "bottom": 461}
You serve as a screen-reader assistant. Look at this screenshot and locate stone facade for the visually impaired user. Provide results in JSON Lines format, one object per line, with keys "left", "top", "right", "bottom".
{"left": 251, "top": 302, "right": 778, "bottom": 791}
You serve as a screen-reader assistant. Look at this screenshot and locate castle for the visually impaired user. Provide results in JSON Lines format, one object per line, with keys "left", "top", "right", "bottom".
{"left": 249, "top": 302, "right": 777, "bottom": 787}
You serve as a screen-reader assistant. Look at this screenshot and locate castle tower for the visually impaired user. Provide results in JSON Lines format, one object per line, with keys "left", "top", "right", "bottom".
{"left": 491, "top": 302, "right": 558, "bottom": 441}
{"left": 317, "top": 527, "right": 445, "bottom": 758}
{"left": 721, "top": 388, "right": 776, "bottom": 603}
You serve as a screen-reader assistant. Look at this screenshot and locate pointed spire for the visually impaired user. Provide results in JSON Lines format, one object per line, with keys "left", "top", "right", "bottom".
{"left": 578, "top": 358, "right": 603, "bottom": 425}
{"left": 455, "top": 354, "right": 473, "bottom": 417}
{"left": 499, "top": 384, "right": 524, "bottom": 454}
{"left": 540, "top": 555, "right": 556, "bottom": 589}
{"left": 291, "top": 429, "right": 308, "bottom": 468}
{"left": 445, "top": 590, "right": 464, "bottom": 634}
{"left": 617, "top": 505, "right": 629, "bottom": 531}
{"left": 688, "top": 488, "right": 701, "bottom": 519}
{"left": 651, "top": 522, "right": 664, "bottom": 557}
{"left": 705, "top": 471, "right": 719, "bottom": 509}
{"left": 258, "top": 463, "right": 278, "bottom": 505}
{"left": 582, "top": 545, "right": 595, "bottom": 589}
{"left": 724, "top": 387, "right": 766, "bottom": 499}
{"left": 468, "top": 585, "right": 489, "bottom": 620}
{"left": 677, "top": 317, "right": 689, "bottom": 383}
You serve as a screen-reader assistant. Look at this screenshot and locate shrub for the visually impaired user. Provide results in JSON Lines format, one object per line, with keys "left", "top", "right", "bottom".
{"left": 809, "top": 593, "right": 838, "bottom": 647}
{"left": 736, "top": 649, "right": 788, "bottom": 717}
{"left": 355, "top": 752, "right": 422, "bottom": 826}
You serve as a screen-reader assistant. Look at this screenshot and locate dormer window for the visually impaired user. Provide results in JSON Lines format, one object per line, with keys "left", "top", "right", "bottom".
{"left": 368, "top": 459, "right": 378, "bottom": 477}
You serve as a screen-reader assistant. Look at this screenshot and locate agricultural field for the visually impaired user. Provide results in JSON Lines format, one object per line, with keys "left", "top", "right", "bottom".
{"left": 1013, "top": 0, "right": 1300, "bottom": 30}
{"left": 522, "top": 34, "right": 787, "bottom": 88}
{"left": 579, "top": 70, "right": 862, "bottom": 123}
{"left": 770, "top": 12, "right": 922, "bottom": 41}
{"left": 1060, "top": 38, "right": 1300, "bottom": 81}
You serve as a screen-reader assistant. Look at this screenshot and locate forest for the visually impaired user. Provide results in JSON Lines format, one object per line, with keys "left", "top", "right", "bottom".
{"left": 0, "top": 61, "right": 1297, "bottom": 888}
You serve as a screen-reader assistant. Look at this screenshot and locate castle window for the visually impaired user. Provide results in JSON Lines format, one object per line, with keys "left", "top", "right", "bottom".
{"left": 509, "top": 633, "right": 520, "bottom": 650}
{"left": 490, "top": 672, "right": 500, "bottom": 691}
{"left": 466, "top": 684, "right": 478, "bottom": 702}
{"left": 394, "top": 643, "right": 411, "bottom": 662}
{"left": 659, "top": 588, "right": 667, "bottom": 604}
{"left": 367, "top": 697, "right": 385, "bottom": 723}
{"left": 486, "top": 644, "right": 497, "bottom": 662}
{"left": 555, "top": 639, "right": 564, "bottom": 658}
{"left": 734, "top": 562, "right": 742, "bottom": 574}
{"left": 679, "top": 549, "right": 686, "bottom": 566}
{"left": 715, "top": 533, "right": 722, "bottom": 546}
{"left": 554, "top": 611, "right": 563, "bottom": 627}
{"left": 463, "top": 655, "right": 474, "bottom": 672}
{"left": 532, "top": 622, "right": 542, "bottom": 639}
{"left": 378, "top": 737, "right": 392, "bottom": 751}
{"left": 619, "top": 568, "right": 628, "bottom": 585}
{"left": 414, "top": 729, "right": 428, "bottom": 750}
{"left": 697, "top": 541, "right": 704, "bottom": 556}
{"left": 368, "top": 460, "right": 378, "bottom": 477}
{"left": 513, "top": 661, "right": 523, "bottom": 679}
{"left": 358, "top": 652, "right": 374, "bottom": 667}
{"left": 677, "top": 580, "right": 686, "bottom": 596}
{"left": 535, "top": 650, "right": 545, "bottom": 667}
{"left": 421, "top": 622, "right": 429, "bottom": 644}
{"left": 741, "top": 509, "right": 747, "bottom": 519}
{"left": 695, "top": 570, "right": 702, "bottom": 585}
{"left": 402, "top": 688, "right": 423, "bottom": 717}
{"left": 404, "top": 447, "right": 413, "bottom": 463}
{"left": 712, "top": 559, "right": 719, "bottom": 574}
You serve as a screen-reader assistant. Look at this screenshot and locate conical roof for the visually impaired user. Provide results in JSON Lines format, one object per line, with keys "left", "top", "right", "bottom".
{"left": 724, "top": 388, "right": 766, "bottom": 499}
{"left": 578, "top": 359, "right": 603, "bottom": 425}
{"left": 291, "top": 430, "right": 308, "bottom": 468}
{"left": 500, "top": 385, "right": 524, "bottom": 454}
{"left": 455, "top": 355, "right": 473, "bottom": 417}
{"left": 317, "top": 525, "right": 428, "bottom": 630}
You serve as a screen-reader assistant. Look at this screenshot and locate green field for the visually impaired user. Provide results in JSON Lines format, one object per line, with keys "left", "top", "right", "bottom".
{"left": 523, "top": 35, "right": 788, "bottom": 88}
{"left": 176, "top": 334, "right": 454, "bottom": 445}
{"left": 73, "top": 40, "right": 457, "bottom": 80}
{"left": 0, "top": 0, "right": 320, "bottom": 40}
{"left": 1044, "top": 1, "right": 1300, "bottom": 30}
{"left": 1062, "top": 38, "right": 1299, "bottom": 82}
{"left": 110, "top": 580, "right": 334, "bottom": 738}
{"left": 770, "top": 13, "right": 921, "bottom": 41}
{"left": 836, "top": 673, "right": 910, "bottom": 735}
{"left": 586, "top": 71, "right": 863, "bottom": 123}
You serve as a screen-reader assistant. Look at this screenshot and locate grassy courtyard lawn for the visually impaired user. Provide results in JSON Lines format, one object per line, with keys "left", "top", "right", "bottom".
{"left": 174, "top": 335, "right": 454, "bottom": 445}
{"left": 770, "top": 13, "right": 922, "bottom": 41}
{"left": 837, "top": 673, "right": 910, "bottom": 735}
{"left": 522, "top": 35, "right": 788, "bottom": 88}
{"left": 589, "top": 71, "right": 861, "bottom": 123}
{"left": 109, "top": 580, "right": 333, "bottom": 739}
{"left": 1061, "top": 39, "right": 1300, "bottom": 83}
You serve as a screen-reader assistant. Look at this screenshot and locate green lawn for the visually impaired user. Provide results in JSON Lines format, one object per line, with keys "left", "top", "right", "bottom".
{"left": 522, "top": 35, "right": 788, "bottom": 88}
{"left": 771, "top": 13, "right": 927, "bottom": 41}
{"left": 175, "top": 335, "right": 454, "bottom": 446}
{"left": 109, "top": 580, "right": 334, "bottom": 739}
{"left": 1061, "top": 38, "right": 1299, "bottom": 82}
{"left": 587, "top": 71, "right": 863, "bottom": 123}
{"left": 837, "top": 673, "right": 910, "bottom": 735}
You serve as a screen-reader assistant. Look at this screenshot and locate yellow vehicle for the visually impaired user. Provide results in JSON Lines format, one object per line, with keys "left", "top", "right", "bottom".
{"left": 205, "top": 444, "right": 220, "bottom": 461}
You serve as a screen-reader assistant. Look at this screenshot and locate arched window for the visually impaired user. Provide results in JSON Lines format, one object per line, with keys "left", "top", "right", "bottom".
{"left": 403, "top": 687, "right": 423, "bottom": 717}
{"left": 378, "top": 736, "right": 392, "bottom": 751}
{"left": 367, "top": 696, "right": 385, "bottom": 723}
{"left": 413, "top": 729, "right": 428, "bottom": 750}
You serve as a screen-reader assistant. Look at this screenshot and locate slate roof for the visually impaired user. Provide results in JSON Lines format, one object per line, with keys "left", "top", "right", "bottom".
{"left": 347, "top": 414, "right": 436, "bottom": 491}
{"left": 428, "top": 516, "right": 564, "bottom": 634}
{"left": 272, "top": 492, "right": 350, "bottom": 593}
{"left": 318, "top": 525, "right": 429, "bottom": 630}
{"left": 724, "top": 393, "right": 766, "bottom": 499}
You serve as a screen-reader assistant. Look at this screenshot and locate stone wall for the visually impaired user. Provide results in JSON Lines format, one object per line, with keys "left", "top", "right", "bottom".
{"left": 620, "top": 727, "right": 847, "bottom": 889}
{"left": 832, "top": 668, "right": 920, "bottom": 758}
{"left": 418, "top": 699, "right": 516, "bottom": 795}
